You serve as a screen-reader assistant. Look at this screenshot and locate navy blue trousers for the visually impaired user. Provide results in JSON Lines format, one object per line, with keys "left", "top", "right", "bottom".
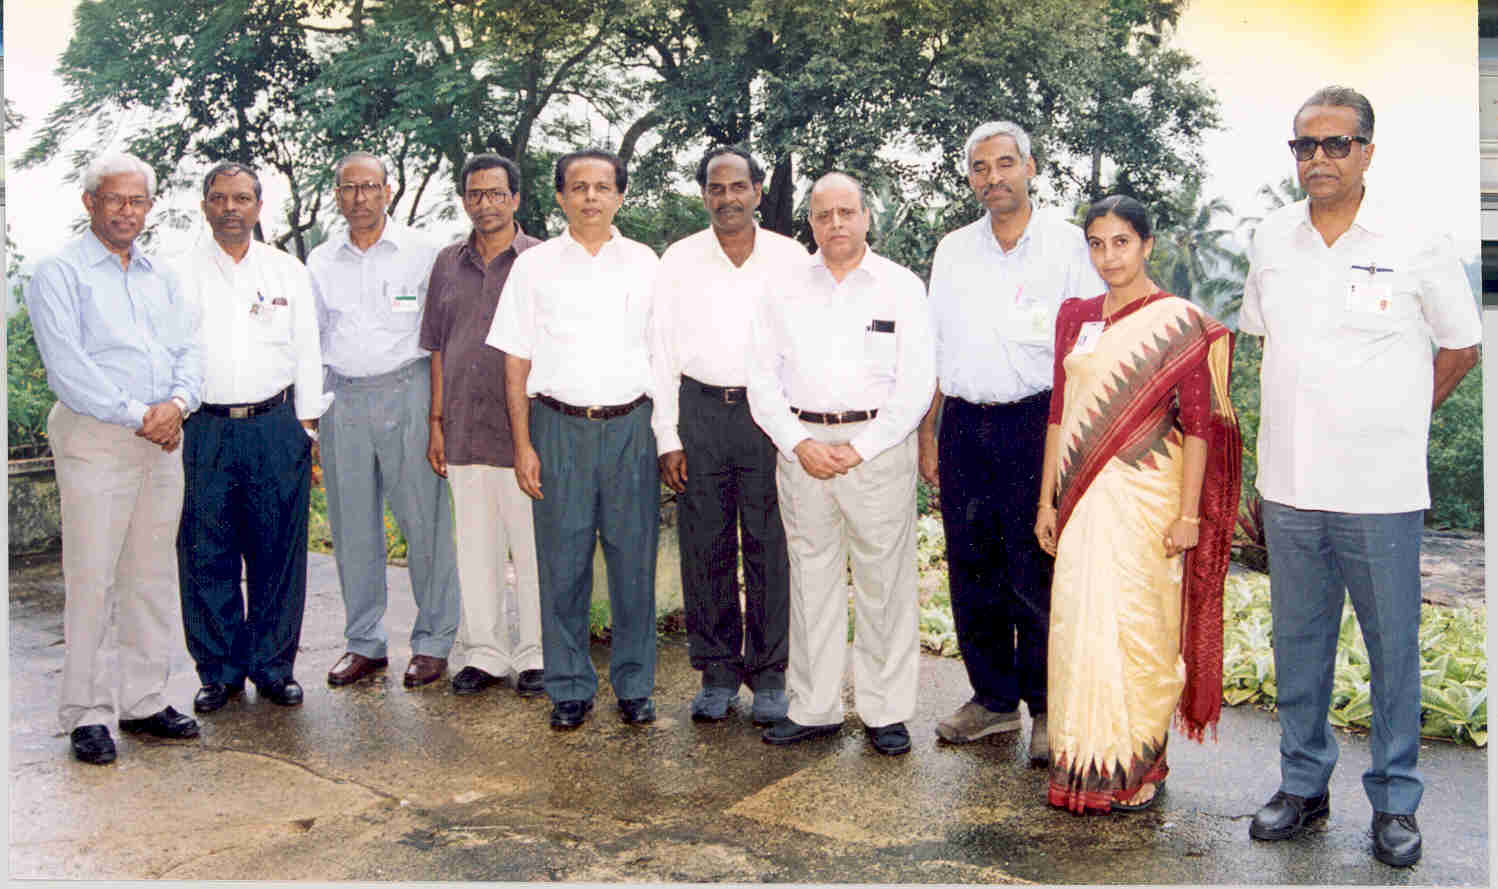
{"left": 177, "top": 398, "right": 312, "bottom": 687}
{"left": 938, "top": 393, "right": 1053, "bottom": 715}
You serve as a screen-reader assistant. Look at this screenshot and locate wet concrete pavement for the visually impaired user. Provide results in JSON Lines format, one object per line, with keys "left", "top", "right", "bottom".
{"left": 7, "top": 551, "right": 1489, "bottom": 884}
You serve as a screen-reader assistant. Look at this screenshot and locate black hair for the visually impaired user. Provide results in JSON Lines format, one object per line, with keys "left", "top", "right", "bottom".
{"left": 202, "top": 161, "right": 262, "bottom": 200}
{"left": 1083, "top": 194, "right": 1153, "bottom": 241}
{"left": 694, "top": 145, "right": 765, "bottom": 187}
{"left": 554, "top": 148, "right": 627, "bottom": 193}
{"left": 459, "top": 153, "right": 522, "bottom": 195}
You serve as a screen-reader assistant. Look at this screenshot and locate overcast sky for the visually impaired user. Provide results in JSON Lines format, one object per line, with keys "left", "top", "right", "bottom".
{"left": 3, "top": 0, "right": 1483, "bottom": 273}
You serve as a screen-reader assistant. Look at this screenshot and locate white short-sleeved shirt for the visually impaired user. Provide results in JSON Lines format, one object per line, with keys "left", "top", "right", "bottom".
{"left": 178, "top": 239, "right": 326, "bottom": 420}
{"left": 308, "top": 219, "right": 440, "bottom": 379}
{"left": 649, "top": 225, "right": 810, "bottom": 453}
{"left": 747, "top": 247, "right": 936, "bottom": 462}
{"left": 486, "top": 226, "right": 659, "bottom": 408}
{"left": 1240, "top": 197, "right": 1482, "bottom": 513}
{"left": 928, "top": 207, "right": 1103, "bottom": 404}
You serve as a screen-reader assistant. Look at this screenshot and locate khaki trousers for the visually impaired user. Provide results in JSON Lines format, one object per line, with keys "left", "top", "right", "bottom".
{"left": 49, "top": 402, "right": 186, "bottom": 731}
{"left": 776, "top": 424, "right": 920, "bottom": 728}
{"left": 448, "top": 463, "right": 543, "bottom": 676}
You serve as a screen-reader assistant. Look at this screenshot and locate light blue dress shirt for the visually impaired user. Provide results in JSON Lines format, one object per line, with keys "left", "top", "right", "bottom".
{"left": 26, "top": 231, "right": 203, "bottom": 428}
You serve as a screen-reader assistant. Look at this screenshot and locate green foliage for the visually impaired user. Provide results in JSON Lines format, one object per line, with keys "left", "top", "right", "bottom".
{"left": 7, "top": 305, "right": 57, "bottom": 459}
{"left": 307, "top": 483, "right": 409, "bottom": 561}
{"left": 614, "top": 191, "right": 710, "bottom": 256}
{"left": 1427, "top": 359, "right": 1483, "bottom": 530}
{"left": 1219, "top": 572, "right": 1487, "bottom": 747}
{"left": 1228, "top": 332, "right": 1263, "bottom": 532}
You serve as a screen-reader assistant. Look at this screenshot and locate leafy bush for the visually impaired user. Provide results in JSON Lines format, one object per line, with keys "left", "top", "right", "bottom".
{"left": 1427, "top": 359, "right": 1483, "bottom": 530}
{"left": 1220, "top": 572, "right": 1486, "bottom": 747}
{"left": 8, "top": 305, "right": 56, "bottom": 459}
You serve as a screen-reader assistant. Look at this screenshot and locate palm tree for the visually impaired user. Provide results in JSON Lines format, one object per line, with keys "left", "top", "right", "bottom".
{"left": 1150, "top": 179, "right": 1246, "bottom": 323}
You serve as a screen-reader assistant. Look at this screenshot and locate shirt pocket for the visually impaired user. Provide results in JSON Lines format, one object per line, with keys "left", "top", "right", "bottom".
{"left": 864, "top": 319, "right": 898, "bottom": 377}
{"left": 252, "top": 300, "right": 295, "bottom": 345}
{"left": 375, "top": 273, "right": 425, "bottom": 332}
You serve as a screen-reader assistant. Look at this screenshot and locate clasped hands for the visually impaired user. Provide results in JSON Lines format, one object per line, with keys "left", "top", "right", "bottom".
{"left": 793, "top": 438, "right": 862, "bottom": 480}
{"left": 135, "top": 400, "right": 184, "bottom": 452}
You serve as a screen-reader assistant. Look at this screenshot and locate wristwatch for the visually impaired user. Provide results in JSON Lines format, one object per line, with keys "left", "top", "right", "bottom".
{"left": 171, "top": 395, "right": 191, "bottom": 420}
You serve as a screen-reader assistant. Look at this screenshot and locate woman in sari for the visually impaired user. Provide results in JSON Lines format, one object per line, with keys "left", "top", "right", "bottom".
{"left": 1033, "top": 195, "right": 1240, "bottom": 814}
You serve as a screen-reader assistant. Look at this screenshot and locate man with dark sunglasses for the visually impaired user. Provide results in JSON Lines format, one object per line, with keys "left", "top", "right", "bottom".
{"left": 1241, "top": 85, "right": 1480, "bottom": 868}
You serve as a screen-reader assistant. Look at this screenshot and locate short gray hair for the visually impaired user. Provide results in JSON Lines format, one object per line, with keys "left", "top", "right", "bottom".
{"left": 1296, "top": 86, "right": 1375, "bottom": 141}
{"left": 961, "top": 121, "right": 1031, "bottom": 172}
{"left": 334, "top": 151, "right": 389, "bottom": 183}
{"left": 83, "top": 152, "right": 157, "bottom": 195}
{"left": 809, "top": 171, "right": 867, "bottom": 210}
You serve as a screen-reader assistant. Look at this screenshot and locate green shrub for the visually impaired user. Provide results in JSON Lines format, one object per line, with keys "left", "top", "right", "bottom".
{"left": 1427, "top": 359, "right": 1483, "bottom": 530}
{"left": 8, "top": 305, "right": 56, "bottom": 459}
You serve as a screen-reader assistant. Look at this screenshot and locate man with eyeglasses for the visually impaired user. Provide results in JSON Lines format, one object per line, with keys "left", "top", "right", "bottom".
{"left": 27, "top": 152, "right": 204, "bottom": 764}
{"left": 174, "top": 162, "right": 326, "bottom": 716}
{"left": 488, "top": 148, "right": 662, "bottom": 731}
{"left": 307, "top": 151, "right": 460, "bottom": 690}
{"left": 649, "top": 146, "right": 805, "bottom": 725}
{"left": 746, "top": 172, "right": 936, "bottom": 756}
{"left": 419, "top": 153, "right": 545, "bottom": 699}
{"left": 1241, "top": 85, "right": 1480, "bottom": 867}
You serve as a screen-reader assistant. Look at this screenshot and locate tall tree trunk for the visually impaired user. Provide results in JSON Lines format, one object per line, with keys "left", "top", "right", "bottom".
{"left": 761, "top": 155, "right": 796, "bottom": 237}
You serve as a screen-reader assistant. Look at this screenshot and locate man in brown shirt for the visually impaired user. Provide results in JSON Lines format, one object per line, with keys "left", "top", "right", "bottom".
{"left": 420, "top": 153, "right": 545, "bottom": 697}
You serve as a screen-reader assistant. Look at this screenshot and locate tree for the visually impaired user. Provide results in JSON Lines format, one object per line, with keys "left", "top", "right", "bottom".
{"left": 1150, "top": 178, "right": 1247, "bottom": 324}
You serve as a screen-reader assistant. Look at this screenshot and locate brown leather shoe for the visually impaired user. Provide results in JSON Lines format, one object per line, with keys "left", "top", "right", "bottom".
{"left": 403, "top": 654, "right": 448, "bottom": 688}
{"left": 327, "top": 652, "right": 388, "bottom": 686}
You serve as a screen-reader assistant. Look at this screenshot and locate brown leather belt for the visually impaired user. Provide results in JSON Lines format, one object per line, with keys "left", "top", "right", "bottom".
{"left": 686, "top": 376, "right": 747, "bottom": 404}
{"left": 200, "top": 387, "right": 292, "bottom": 419}
{"left": 537, "top": 393, "right": 648, "bottom": 420}
{"left": 791, "top": 407, "right": 878, "bottom": 425}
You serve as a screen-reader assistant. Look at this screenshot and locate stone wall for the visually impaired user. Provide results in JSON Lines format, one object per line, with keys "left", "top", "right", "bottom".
{"left": 8, "top": 458, "right": 62, "bottom": 555}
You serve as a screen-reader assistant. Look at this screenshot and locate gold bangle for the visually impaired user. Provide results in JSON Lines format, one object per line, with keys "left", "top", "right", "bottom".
{"left": 1177, "top": 515, "right": 1200, "bottom": 525}
{"left": 428, "top": 414, "right": 443, "bottom": 423}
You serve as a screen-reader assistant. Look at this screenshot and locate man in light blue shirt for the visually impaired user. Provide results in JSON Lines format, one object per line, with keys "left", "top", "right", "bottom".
{"left": 308, "top": 151, "right": 459, "bottom": 690}
{"left": 27, "top": 151, "right": 204, "bottom": 765}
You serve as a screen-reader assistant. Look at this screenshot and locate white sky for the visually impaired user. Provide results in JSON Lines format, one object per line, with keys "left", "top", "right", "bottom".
{"left": 2, "top": 0, "right": 1484, "bottom": 272}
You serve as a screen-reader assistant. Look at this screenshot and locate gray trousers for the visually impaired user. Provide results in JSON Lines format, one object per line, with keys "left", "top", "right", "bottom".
{"left": 322, "top": 358, "right": 459, "bottom": 659}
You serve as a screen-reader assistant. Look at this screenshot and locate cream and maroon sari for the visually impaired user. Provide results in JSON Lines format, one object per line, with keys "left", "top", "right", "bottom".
{"left": 1046, "top": 293, "right": 1240, "bottom": 814}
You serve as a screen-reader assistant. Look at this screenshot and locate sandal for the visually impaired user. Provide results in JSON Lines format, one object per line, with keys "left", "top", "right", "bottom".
{"left": 1113, "top": 780, "right": 1165, "bottom": 813}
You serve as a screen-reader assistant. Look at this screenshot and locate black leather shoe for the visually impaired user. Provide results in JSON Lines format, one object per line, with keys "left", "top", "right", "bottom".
{"left": 1372, "top": 812, "right": 1422, "bottom": 867}
{"left": 193, "top": 681, "right": 244, "bottom": 714}
{"left": 550, "top": 699, "right": 593, "bottom": 730}
{"left": 866, "top": 722, "right": 911, "bottom": 755}
{"left": 617, "top": 697, "right": 657, "bottom": 725}
{"left": 70, "top": 724, "right": 116, "bottom": 765}
{"left": 257, "top": 678, "right": 303, "bottom": 707}
{"left": 451, "top": 666, "right": 500, "bottom": 696}
{"left": 515, "top": 669, "right": 545, "bottom": 698}
{"left": 119, "top": 706, "right": 200, "bottom": 739}
{"left": 1249, "top": 790, "right": 1330, "bottom": 840}
{"left": 762, "top": 718, "right": 842, "bottom": 746}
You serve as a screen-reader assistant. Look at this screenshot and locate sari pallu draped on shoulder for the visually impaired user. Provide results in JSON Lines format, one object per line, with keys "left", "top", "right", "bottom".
{"left": 1046, "top": 294, "right": 1240, "bottom": 814}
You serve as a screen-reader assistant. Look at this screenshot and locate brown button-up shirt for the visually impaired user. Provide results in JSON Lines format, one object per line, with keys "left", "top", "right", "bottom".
{"left": 419, "top": 225, "right": 542, "bottom": 467}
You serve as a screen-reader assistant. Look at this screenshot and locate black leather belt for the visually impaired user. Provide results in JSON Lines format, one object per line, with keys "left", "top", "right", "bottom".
{"left": 955, "top": 389, "right": 1051, "bottom": 410}
{"left": 200, "top": 387, "right": 291, "bottom": 419}
{"left": 686, "top": 377, "right": 747, "bottom": 404}
{"left": 791, "top": 407, "right": 878, "bottom": 425}
{"left": 537, "top": 393, "right": 648, "bottom": 420}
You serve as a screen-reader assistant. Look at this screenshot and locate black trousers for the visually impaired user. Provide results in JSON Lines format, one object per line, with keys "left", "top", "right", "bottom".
{"left": 177, "top": 397, "right": 312, "bottom": 687}
{"left": 937, "top": 393, "right": 1052, "bottom": 715}
{"left": 676, "top": 377, "right": 789, "bottom": 691}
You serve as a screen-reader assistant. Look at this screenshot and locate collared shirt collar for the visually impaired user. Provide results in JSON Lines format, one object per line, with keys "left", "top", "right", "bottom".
{"left": 809, "top": 243, "right": 876, "bottom": 284}
{"left": 1296, "top": 188, "right": 1386, "bottom": 238}
{"left": 81, "top": 228, "right": 152, "bottom": 272}
{"left": 558, "top": 224, "right": 622, "bottom": 257}
{"left": 707, "top": 222, "right": 762, "bottom": 267}
{"left": 336, "top": 217, "right": 406, "bottom": 258}
{"left": 980, "top": 209, "right": 1034, "bottom": 254}
{"left": 457, "top": 222, "right": 530, "bottom": 271}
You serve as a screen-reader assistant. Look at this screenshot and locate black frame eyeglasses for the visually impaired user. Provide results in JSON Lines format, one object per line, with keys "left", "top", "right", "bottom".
{"left": 1287, "top": 135, "right": 1369, "bottom": 162}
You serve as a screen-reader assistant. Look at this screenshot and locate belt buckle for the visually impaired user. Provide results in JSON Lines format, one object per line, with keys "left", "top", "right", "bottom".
{"left": 229, "top": 406, "right": 250, "bottom": 419}
{"left": 585, "top": 405, "right": 605, "bottom": 420}
{"left": 825, "top": 412, "right": 842, "bottom": 425}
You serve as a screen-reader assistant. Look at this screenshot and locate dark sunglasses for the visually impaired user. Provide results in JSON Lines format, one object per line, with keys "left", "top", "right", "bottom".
{"left": 1287, "top": 135, "right": 1369, "bottom": 161}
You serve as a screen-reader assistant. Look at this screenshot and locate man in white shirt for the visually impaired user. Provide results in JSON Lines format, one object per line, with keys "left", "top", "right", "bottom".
{"left": 1241, "top": 86, "right": 1480, "bottom": 868}
{"left": 488, "top": 149, "right": 662, "bottom": 731}
{"left": 308, "top": 152, "right": 460, "bottom": 690}
{"left": 747, "top": 172, "right": 936, "bottom": 756}
{"left": 651, "top": 147, "right": 805, "bottom": 725}
{"left": 176, "top": 163, "right": 326, "bottom": 714}
{"left": 918, "top": 121, "right": 1102, "bottom": 761}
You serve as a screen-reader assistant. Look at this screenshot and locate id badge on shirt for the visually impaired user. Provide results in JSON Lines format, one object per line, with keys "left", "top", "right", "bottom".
{"left": 391, "top": 292, "right": 420, "bottom": 313}
{"left": 1345, "top": 279, "right": 1394, "bottom": 315}
{"left": 1071, "top": 321, "right": 1105, "bottom": 355}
